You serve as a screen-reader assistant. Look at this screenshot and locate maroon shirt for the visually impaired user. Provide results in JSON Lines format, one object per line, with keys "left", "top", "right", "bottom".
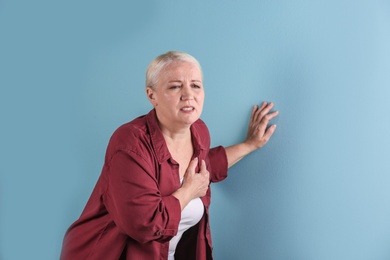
{"left": 61, "top": 109, "right": 228, "bottom": 260}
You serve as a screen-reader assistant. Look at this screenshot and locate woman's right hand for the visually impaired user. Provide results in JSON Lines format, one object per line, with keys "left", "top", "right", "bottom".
{"left": 172, "top": 157, "right": 210, "bottom": 210}
{"left": 182, "top": 158, "right": 210, "bottom": 199}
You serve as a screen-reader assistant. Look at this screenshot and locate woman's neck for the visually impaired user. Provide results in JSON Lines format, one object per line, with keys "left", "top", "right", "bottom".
{"left": 158, "top": 119, "right": 191, "bottom": 141}
{"left": 161, "top": 127, "right": 191, "bottom": 145}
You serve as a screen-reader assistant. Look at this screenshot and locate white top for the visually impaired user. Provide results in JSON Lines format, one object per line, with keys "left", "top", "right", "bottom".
{"left": 168, "top": 179, "right": 204, "bottom": 260}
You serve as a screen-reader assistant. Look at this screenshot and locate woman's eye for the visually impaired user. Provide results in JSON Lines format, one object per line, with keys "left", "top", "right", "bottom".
{"left": 192, "top": 84, "right": 201, "bottom": 89}
{"left": 169, "top": 85, "right": 180, "bottom": 89}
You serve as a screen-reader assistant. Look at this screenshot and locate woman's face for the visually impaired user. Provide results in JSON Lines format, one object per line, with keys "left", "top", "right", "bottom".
{"left": 147, "top": 61, "right": 204, "bottom": 131}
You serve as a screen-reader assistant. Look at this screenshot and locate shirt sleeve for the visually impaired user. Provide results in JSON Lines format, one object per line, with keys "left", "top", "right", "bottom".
{"left": 102, "top": 150, "right": 181, "bottom": 244}
{"left": 208, "top": 145, "right": 228, "bottom": 183}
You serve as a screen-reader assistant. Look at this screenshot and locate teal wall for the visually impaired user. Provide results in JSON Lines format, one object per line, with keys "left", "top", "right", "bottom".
{"left": 1, "top": 1, "right": 390, "bottom": 259}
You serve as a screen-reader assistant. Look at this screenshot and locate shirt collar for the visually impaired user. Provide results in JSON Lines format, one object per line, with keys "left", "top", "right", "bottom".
{"left": 145, "top": 109, "right": 207, "bottom": 164}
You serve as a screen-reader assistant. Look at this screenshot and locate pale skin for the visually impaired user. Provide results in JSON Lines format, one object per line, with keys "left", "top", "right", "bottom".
{"left": 147, "top": 61, "right": 279, "bottom": 210}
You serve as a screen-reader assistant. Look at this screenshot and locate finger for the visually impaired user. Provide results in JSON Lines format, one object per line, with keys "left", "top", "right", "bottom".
{"left": 199, "top": 160, "right": 208, "bottom": 175}
{"left": 186, "top": 157, "right": 198, "bottom": 175}
{"left": 257, "top": 111, "right": 278, "bottom": 136}
{"left": 198, "top": 161, "right": 209, "bottom": 184}
{"left": 258, "top": 102, "right": 275, "bottom": 120}
{"left": 259, "top": 101, "right": 268, "bottom": 110}
{"left": 255, "top": 102, "right": 275, "bottom": 123}
{"left": 251, "top": 104, "right": 258, "bottom": 114}
{"left": 200, "top": 160, "right": 210, "bottom": 183}
{"left": 260, "top": 109, "right": 278, "bottom": 125}
{"left": 263, "top": 124, "right": 277, "bottom": 141}
{"left": 250, "top": 105, "right": 259, "bottom": 124}
{"left": 252, "top": 102, "right": 267, "bottom": 122}
{"left": 263, "top": 110, "right": 279, "bottom": 122}
{"left": 255, "top": 123, "right": 277, "bottom": 147}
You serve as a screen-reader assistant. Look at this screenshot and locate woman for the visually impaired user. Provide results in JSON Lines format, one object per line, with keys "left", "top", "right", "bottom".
{"left": 61, "top": 51, "right": 279, "bottom": 260}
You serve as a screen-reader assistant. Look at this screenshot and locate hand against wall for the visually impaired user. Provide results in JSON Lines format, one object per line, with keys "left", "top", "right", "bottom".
{"left": 245, "top": 102, "right": 279, "bottom": 150}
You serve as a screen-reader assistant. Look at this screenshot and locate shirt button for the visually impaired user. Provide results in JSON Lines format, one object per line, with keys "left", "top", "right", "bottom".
{"left": 157, "top": 231, "right": 163, "bottom": 235}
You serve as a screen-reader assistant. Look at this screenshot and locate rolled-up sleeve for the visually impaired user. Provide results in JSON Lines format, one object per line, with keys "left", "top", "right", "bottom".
{"left": 102, "top": 150, "right": 181, "bottom": 244}
{"left": 208, "top": 145, "right": 228, "bottom": 183}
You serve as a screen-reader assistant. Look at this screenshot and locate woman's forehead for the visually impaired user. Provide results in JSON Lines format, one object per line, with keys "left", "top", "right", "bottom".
{"left": 161, "top": 61, "right": 203, "bottom": 80}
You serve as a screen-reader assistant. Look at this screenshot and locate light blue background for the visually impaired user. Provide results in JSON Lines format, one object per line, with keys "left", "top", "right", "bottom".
{"left": 1, "top": 1, "right": 390, "bottom": 259}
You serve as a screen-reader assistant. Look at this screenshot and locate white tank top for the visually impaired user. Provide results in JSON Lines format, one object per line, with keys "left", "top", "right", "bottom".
{"left": 168, "top": 179, "right": 204, "bottom": 260}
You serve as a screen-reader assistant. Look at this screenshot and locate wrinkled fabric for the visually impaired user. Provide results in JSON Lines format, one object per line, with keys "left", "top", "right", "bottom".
{"left": 61, "top": 109, "right": 228, "bottom": 260}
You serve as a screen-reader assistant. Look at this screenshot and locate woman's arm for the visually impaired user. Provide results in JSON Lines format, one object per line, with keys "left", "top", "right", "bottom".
{"left": 225, "top": 102, "right": 279, "bottom": 168}
{"left": 104, "top": 151, "right": 181, "bottom": 243}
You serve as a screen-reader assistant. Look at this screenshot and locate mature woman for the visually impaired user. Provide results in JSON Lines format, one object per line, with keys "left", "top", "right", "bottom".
{"left": 61, "top": 51, "right": 278, "bottom": 260}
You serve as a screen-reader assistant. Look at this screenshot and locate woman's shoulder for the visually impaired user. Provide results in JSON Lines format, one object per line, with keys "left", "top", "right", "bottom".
{"left": 107, "top": 115, "right": 151, "bottom": 154}
{"left": 102, "top": 115, "right": 159, "bottom": 173}
{"left": 114, "top": 115, "right": 148, "bottom": 139}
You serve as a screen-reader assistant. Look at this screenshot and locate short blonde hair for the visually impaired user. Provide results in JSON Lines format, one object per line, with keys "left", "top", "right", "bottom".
{"left": 145, "top": 51, "right": 202, "bottom": 89}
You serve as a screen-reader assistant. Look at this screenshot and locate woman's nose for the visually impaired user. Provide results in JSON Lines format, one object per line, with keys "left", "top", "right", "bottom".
{"left": 180, "top": 85, "right": 193, "bottom": 100}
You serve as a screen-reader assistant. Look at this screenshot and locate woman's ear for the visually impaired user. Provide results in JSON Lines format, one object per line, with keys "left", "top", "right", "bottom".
{"left": 146, "top": 87, "right": 157, "bottom": 106}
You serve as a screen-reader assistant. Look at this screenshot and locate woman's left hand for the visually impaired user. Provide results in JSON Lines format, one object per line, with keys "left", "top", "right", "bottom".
{"left": 224, "top": 101, "right": 279, "bottom": 168}
{"left": 245, "top": 102, "right": 279, "bottom": 150}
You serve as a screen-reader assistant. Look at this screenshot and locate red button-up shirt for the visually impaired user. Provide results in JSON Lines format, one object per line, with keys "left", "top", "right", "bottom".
{"left": 61, "top": 109, "right": 228, "bottom": 260}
